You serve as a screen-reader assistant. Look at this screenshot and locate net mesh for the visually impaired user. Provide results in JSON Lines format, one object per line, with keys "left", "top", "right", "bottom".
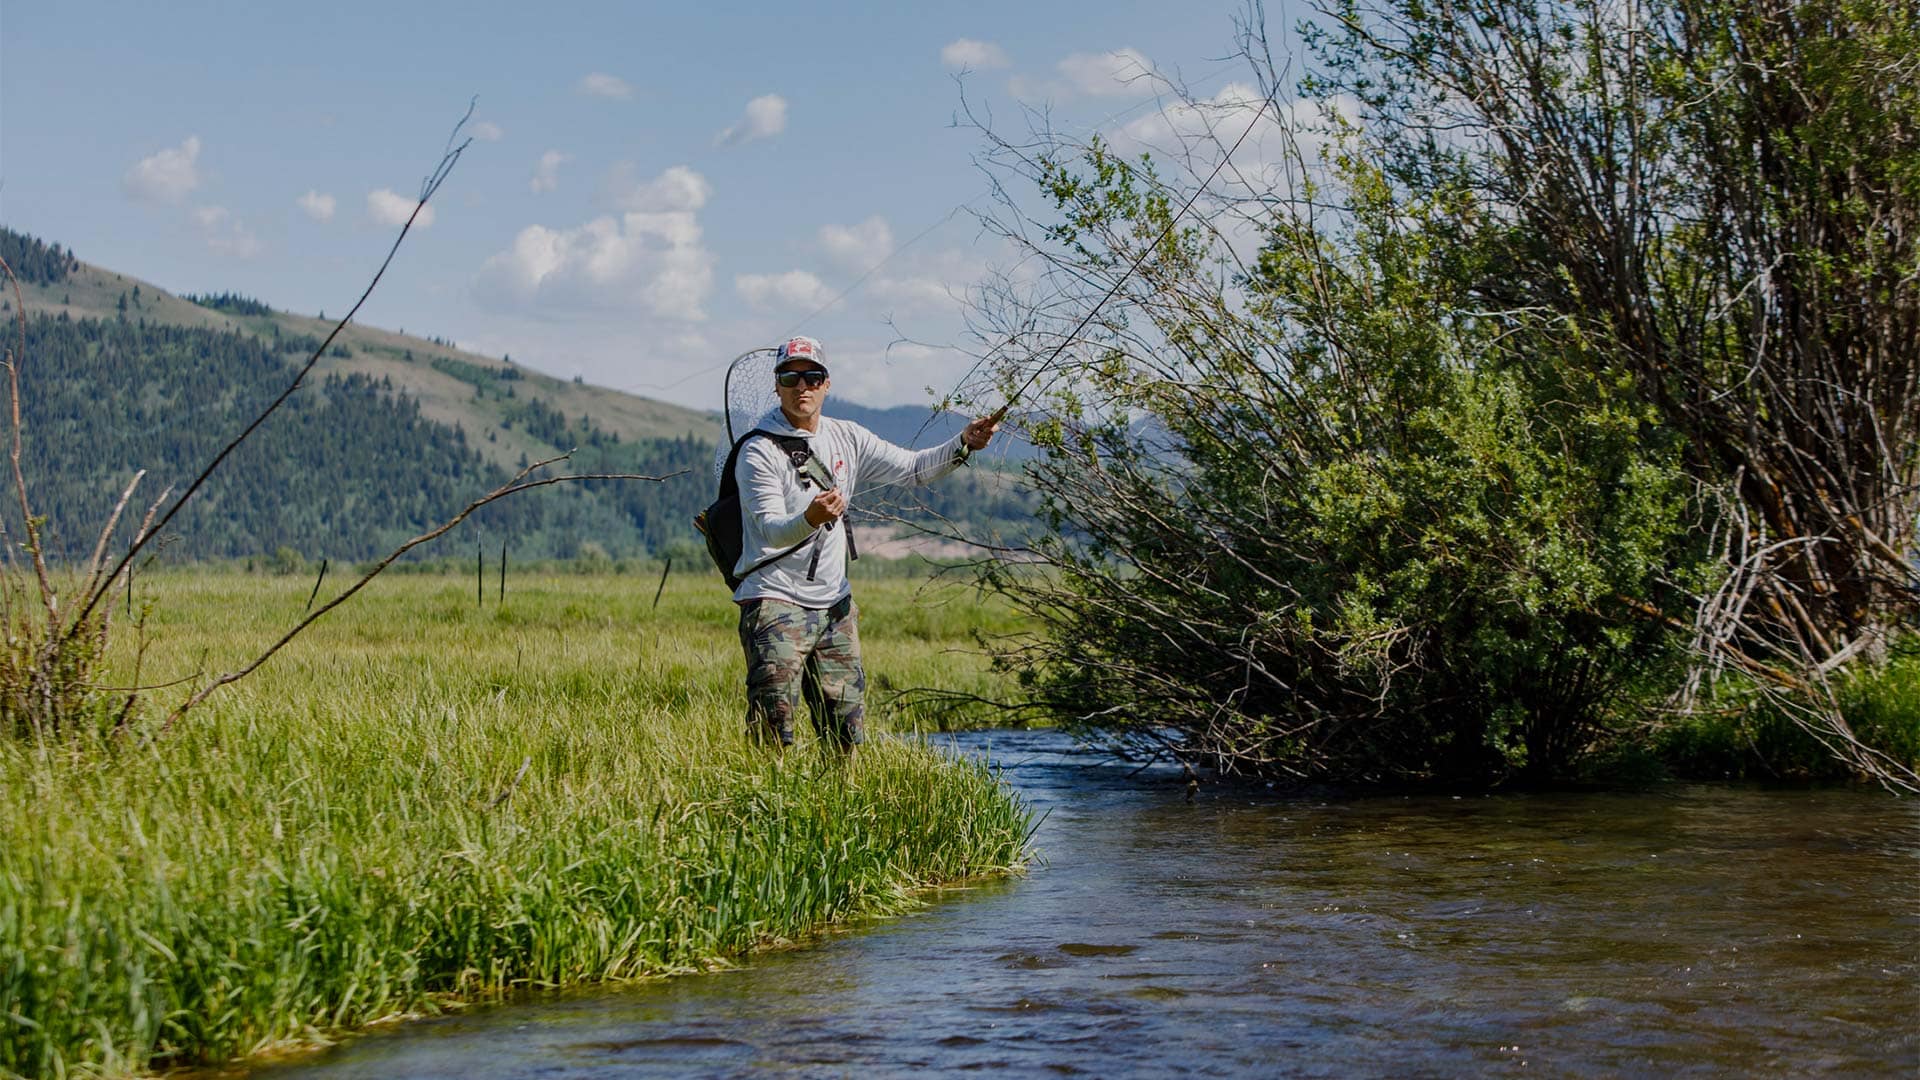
{"left": 712, "top": 346, "right": 781, "bottom": 485}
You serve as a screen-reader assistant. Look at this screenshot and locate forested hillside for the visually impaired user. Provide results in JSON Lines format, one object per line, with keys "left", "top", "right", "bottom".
{"left": 5, "top": 311, "right": 712, "bottom": 561}
{"left": 0, "top": 226, "right": 1034, "bottom": 562}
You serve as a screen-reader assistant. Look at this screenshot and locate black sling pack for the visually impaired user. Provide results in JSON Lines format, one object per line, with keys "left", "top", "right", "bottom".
{"left": 693, "top": 428, "right": 856, "bottom": 591}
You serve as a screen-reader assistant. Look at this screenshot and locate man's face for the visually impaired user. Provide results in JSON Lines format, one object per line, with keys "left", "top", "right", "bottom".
{"left": 775, "top": 361, "right": 830, "bottom": 424}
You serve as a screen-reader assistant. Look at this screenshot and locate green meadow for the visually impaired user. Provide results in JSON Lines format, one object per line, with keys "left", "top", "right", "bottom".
{"left": 1, "top": 568, "right": 1033, "bottom": 1077}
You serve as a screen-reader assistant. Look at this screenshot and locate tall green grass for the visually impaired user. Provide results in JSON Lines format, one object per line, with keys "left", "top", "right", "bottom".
{"left": 1653, "top": 638, "right": 1920, "bottom": 782}
{"left": 1, "top": 571, "right": 1031, "bottom": 1077}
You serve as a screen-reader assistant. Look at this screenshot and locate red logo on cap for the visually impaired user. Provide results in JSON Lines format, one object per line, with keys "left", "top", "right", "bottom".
{"left": 784, "top": 338, "right": 815, "bottom": 358}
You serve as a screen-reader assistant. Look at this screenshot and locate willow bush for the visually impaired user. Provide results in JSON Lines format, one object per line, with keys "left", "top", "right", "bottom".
{"left": 1303, "top": 0, "right": 1920, "bottom": 787}
{"left": 973, "top": 141, "right": 1700, "bottom": 783}
{"left": 962, "top": 0, "right": 1916, "bottom": 787}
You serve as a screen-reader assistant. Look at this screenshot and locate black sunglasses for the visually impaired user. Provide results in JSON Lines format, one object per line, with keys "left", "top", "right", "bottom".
{"left": 776, "top": 369, "right": 828, "bottom": 388}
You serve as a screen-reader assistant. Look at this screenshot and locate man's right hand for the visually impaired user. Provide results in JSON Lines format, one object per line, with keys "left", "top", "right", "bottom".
{"left": 804, "top": 487, "right": 847, "bottom": 527}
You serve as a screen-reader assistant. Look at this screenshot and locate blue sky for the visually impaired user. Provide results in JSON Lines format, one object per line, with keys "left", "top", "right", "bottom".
{"left": 1, "top": 1, "right": 1309, "bottom": 409}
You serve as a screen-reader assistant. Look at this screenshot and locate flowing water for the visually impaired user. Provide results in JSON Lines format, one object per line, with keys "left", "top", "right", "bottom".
{"left": 258, "top": 729, "right": 1918, "bottom": 1077}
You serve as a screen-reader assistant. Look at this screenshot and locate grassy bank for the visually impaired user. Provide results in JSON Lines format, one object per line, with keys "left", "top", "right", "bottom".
{"left": 1, "top": 571, "right": 1032, "bottom": 1077}
{"left": 1652, "top": 641, "right": 1920, "bottom": 783}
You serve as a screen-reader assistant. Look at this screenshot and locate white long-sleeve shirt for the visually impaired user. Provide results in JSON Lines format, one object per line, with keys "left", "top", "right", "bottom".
{"left": 732, "top": 408, "right": 969, "bottom": 607}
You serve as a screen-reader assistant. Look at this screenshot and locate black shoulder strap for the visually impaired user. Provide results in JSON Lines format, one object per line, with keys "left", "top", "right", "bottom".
{"left": 724, "top": 428, "right": 818, "bottom": 582}
{"left": 724, "top": 427, "right": 858, "bottom": 579}
{"left": 717, "top": 428, "right": 785, "bottom": 501}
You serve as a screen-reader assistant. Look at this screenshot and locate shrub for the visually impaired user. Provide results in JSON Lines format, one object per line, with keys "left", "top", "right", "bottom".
{"left": 975, "top": 141, "right": 1701, "bottom": 783}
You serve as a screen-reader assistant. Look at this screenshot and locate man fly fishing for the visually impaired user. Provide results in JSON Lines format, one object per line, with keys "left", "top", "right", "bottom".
{"left": 709, "top": 93, "right": 1277, "bottom": 756}
{"left": 729, "top": 336, "right": 998, "bottom": 756}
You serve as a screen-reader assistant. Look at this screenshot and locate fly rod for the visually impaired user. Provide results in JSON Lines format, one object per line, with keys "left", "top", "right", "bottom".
{"left": 981, "top": 89, "right": 1280, "bottom": 427}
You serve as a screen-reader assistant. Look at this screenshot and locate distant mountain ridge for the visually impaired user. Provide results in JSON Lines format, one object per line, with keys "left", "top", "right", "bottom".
{"left": 1, "top": 226, "right": 722, "bottom": 467}
{"left": 0, "top": 225, "right": 1033, "bottom": 561}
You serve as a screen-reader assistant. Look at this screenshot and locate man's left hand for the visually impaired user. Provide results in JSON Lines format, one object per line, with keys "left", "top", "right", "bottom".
{"left": 961, "top": 415, "right": 1000, "bottom": 451}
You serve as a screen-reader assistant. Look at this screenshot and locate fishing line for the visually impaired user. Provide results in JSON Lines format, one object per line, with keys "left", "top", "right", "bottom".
{"left": 903, "top": 68, "right": 1254, "bottom": 438}
{"left": 972, "top": 85, "right": 1281, "bottom": 428}
{"left": 781, "top": 66, "right": 1243, "bottom": 345}
{"left": 628, "top": 198, "right": 988, "bottom": 399}
{"left": 628, "top": 200, "right": 983, "bottom": 398}
{"left": 633, "top": 66, "right": 1243, "bottom": 402}
{"left": 783, "top": 199, "right": 982, "bottom": 338}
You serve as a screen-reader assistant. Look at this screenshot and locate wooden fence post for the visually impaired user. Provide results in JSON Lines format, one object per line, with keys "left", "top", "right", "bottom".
{"left": 653, "top": 557, "right": 672, "bottom": 610}
{"left": 305, "top": 558, "right": 329, "bottom": 613}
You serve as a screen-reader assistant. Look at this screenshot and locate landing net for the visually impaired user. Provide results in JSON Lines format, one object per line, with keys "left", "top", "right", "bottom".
{"left": 712, "top": 346, "right": 781, "bottom": 485}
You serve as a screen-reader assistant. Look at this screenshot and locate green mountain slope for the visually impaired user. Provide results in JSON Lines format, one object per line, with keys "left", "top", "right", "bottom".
{"left": 0, "top": 227, "right": 715, "bottom": 561}
{"left": 3, "top": 230, "right": 722, "bottom": 471}
{"left": 0, "top": 226, "right": 1033, "bottom": 563}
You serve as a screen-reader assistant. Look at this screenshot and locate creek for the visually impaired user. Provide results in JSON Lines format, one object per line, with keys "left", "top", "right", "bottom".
{"left": 257, "top": 728, "right": 1918, "bottom": 1077}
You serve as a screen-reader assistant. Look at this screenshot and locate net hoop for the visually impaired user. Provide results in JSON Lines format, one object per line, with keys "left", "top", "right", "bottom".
{"left": 712, "top": 345, "right": 781, "bottom": 484}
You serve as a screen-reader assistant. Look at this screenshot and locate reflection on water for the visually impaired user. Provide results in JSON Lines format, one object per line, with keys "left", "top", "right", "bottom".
{"left": 257, "top": 729, "right": 1919, "bottom": 1077}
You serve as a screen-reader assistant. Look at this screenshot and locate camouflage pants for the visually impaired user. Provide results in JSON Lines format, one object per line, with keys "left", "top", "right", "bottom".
{"left": 737, "top": 595, "right": 865, "bottom": 750}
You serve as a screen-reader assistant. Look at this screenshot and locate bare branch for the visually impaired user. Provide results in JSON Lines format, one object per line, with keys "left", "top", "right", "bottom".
{"left": 160, "top": 458, "right": 681, "bottom": 728}
{"left": 0, "top": 256, "right": 56, "bottom": 626}
{"left": 81, "top": 470, "right": 145, "bottom": 606}
{"left": 71, "top": 112, "right": 477, "bottom": 638}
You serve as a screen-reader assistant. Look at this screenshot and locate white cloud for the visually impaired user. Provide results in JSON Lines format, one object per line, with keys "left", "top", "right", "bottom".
{"left": 861, "top": 241, "right": 988, "bottom": 319}
{"left": 577, "top": 72, "right": 634, "bottom": 100}
{"left": 123, "top": 135, "right": 202, "bottom": 204}
{"left": 868, "top": 274, "right": 959, "bottom": 312}
{"left": 530, "top": 150, "right": 570, "bottom": 194}
{"left": 474, "top": 167, "right": 715, "bottom": 319}
{"left": 825, "top": 339, "right": 980, "bottom": 409}
{"left": 818, "top": 216, "right": 894, "bottom": 271}
{"left": 1058, "top": 48, "right": 1155, "bottom": 97}
{"left": 602, "top": 162, "right": 711, "bottom": 212}
{"left": 1112, "top": 83, "right": 1335, "bottom": 185}
{"left": 941, "top": 38, "right": 1010, "bottom": 70}
{"left": 1108, "top": 85, "right": 1350, "bottom": 263}
{"left": 714, "top": 94, "right": 787, "bottom": 147}
{"left": 296, "top": 190, "right": 336, "bottom": 222}
{"left": 735, "top": 270, "right": 837, "bottom": 312}
{"left": 189, "top": 205, "right": 260, "bottom": 258}
{"left": 459, "top": 192, "right": 1006, "bottom": 412}
{"left": 471, "top": 120, "right": 505, "bottom": 141}
{"left": 367, "top": 188, "right": 436, "bottom": 228}
{"left": 1010, "top": 47, "right": 1158, "bottom": 101}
